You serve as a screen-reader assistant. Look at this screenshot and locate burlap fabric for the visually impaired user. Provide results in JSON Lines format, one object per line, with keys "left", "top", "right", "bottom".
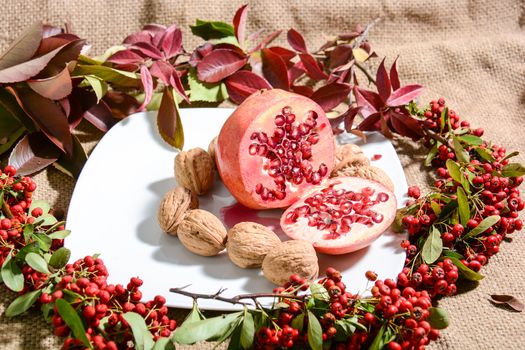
{"left": 0, "top": 0, "right": 524, "bottom": 349}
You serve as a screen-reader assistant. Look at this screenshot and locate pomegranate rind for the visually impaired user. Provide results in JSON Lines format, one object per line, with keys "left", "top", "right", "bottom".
{"left": 216, "top": 89, "right": 335, "bottom": 209}
{"left": 280, "top": 177, "right": 397, "bottom": 255}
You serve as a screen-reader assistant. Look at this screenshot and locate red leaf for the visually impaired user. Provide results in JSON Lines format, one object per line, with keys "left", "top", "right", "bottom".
{"left": 150, "top": 61, "right": 189, "bottom": 103}
{"left": 160, "top": 25, "right": 183, "bottom": 59}
{"left": 130, "top": 42, "right": 163, "bottom": 60}
{"left": 376, "top": 58, "right": 391, "bottom": 102}
{"left": 328, "top": 44, "right": 353, "bottom": 69}
{"left": 189, "top": 43, "right": 213, "bottom": 67}
{"left": 328, "top": 106, "right": 360, "bottom": 129}
{"left": 0, "top": 22, "right": 42, "bottom": 70}
{"left": 390, "top": 110, "right": 423, "bottom": 139}
{"left": 28, "top": 67, "right": 72, "bottom": 100}
{"left": 42, "top": 25, "right": 63, "bottom": 39}
{"left": 169, "top": 72, "right": 190, "bottom": 104}
{"left": 8, "top": 133, "right": 61, "bottom": 175}
{"left": 248, "top": 30, "right": 282, "bottom": 53}
{"left": 123, "top": 31, "right": 153, "bottom": 45}
{"left": 138, "top": 65, "right": 153, "bottom": 110}
{"left": 353, "top": 87, "right": 382, "bottom": 118}
{"left": 107, "top": 49, "right": 144, "bottom": 65}
{"left": 288, "top": 60, "right": 305, "bottom": 83}
{"left": 7, "top": 87, "right": 72, "bottom": 154}
{"left": 37, "top": 39, "right": 85, "bottom": 77}
{"left": 83, "top": 100, "right": 115, "bottom": 132}
{"left": 197, "top": 49, "right": 247, "bottom": 83}
{"left": 386, "top": 84, "right": 424, "bottom": 107}
{"left": 310, "top": 82, "right": 351, "bottom": 112}
{"left": 261, "top": 48, "right": 290, "bottom": 90}
{"left": 390, "top": 57, "right": 400, "bottom": 91}
{"left": 358, "top": 112, "right": 381, "bottom": 131}
{"left": 213, "top": 43, "right": 246, "bottom": 56}
{"left": 287, "top": 28, "right": 307, "bottom": 53}
{"left": 299, "top": 53, "right": 328, "bottom": 81}
{"left": 143, "top": 24, "right": 167, "bottom": 36}
{"left": 157, "top": 88, "right": 184, "bottom": 149}
{"left": 54, "top": 134, "right": 87, "bottom": 178}
{"left": 291, "top": 85, "right": 314, "bottom": 97}
{"left": 267, "top": 46, "right": 296, "bottom": 61}
{"left": 103, "top": 91, "right": 140, "bottom": 119}
{"left": 490, "top": 295, "right": 524, "bottom": 312}
{"left": 233, "top": 4, "right": 249, "bottom": 47}
{"left": 338, "top": 32, "right": 361, "bottom": 40}
{"left": 224, "top": 70, "right": 272, "bottom": 104}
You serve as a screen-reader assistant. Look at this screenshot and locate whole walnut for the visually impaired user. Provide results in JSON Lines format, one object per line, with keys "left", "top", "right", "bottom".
{"left": 331, "top": 144, "right": 370, "bottom": 176}
{"left": 262, "top": 240, "right": 319, "bottom": 285}
{"left": 226, "top": 222, "right": 281, "bottom": 268}
{"left": 157, "top": 187, "right": 199, "bottom": 236}
{"left": 174, "top": 148, "right": 215, "bottom": 195}
{"left": 208, "top": 136, "right": 218, "bottom": 168}
{"left": 177, "top": 209, "right": 227, "bottom": 256}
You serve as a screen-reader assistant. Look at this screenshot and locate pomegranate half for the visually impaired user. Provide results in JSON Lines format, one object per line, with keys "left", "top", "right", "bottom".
{"left": 216, "top": 89, "right": 335, "bottom": 209}
{"left": 280, "top": 177, "right": 397, "bottom": 255}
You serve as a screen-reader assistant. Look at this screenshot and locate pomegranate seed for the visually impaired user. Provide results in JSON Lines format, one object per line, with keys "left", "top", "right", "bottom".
{"left": 249, "top": 144, "right": 258, "bottom": 155}
{"left": 372, "top": 154, "right": 382, "bottom": 161}
{"left": 274, "top": 115, "right": 285, "bottom": 126}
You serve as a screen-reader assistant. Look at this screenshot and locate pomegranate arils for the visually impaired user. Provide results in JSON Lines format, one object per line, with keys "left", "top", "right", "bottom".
{"left": 285, "top": 184, "right": 389, "bottom": 238}
{"left": 249, "top": 106, "right": 329, "bottom": 202}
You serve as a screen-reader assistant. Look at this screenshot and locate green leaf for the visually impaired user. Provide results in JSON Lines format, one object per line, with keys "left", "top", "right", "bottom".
{"left": 122, "top": 312, "right": 155, "bottom": 350}
{"left": 28, "top": 200, "right": 50, "bottom": 216}
{"left": 449, "top": 257, "right": 484, "bottom": 281}
{"left": 32, "top": 233, "right": 52, "bottom": 252}
{"left": 1, "top": 253, "right": 24, "bottom": 292}
{"left": 93, "top": 45, "right": 127, "bottom": 62}
{"left": 474, "top": 147, "right": 496, "bottom": 162}
{"left": 172, "top": 312, "right": 242, "bottom": 344}
{"left": 47, "top": 229, "right": 71, "bottom": 239}
{"left": 422, "top": 226, "right": 443, "bottom": 264}
{"left": 55, "top": 299, "right": 92, "bottom": 348}
{"left": 84, "top": 75, "right": 108, "bottom": 103}
{"left": 25, "top": 252, "right": 50, "bottom": 274}
{"left": 439, "top": 107, "right": 447, "bottom": 132}
{"left": 23, "top": 224, "right": 34, "bottom": 244}
{"left": 291, "top": 312, "right": 305, "bottom": 331}
{"left": 190, "top": 19, "right": 235, "bottom": 40}
{"left": 53, "top": 134, "right": 87, "bottom": 179}
{"left": 430, "top": 201, "right": 442, "bottom": 215}
{"left": 456, "top": 187, "right": 470, "bottom": 226}
{"left": 453, "top": 136, "right": 470, "bottom": 163}
{"left": 0, "top": 126, "right": 24, "bottom": 156}
{"left": 464, "top": 215, "right": 500, "bottom": 239}
{"left": 368, "top": 322, "right": 386, "bottom": 350}
{"left": 152, "top": 338, "right": 175, "bottom": 350}
{"left": 458, "top": 134, "right": 482, "bottom": 146}
{"left": 307, "top": 310, "right": 322, "bottom": 350}
{"left": 16, "top": 242, "right": 40, "bottom": 262}
{"left": 240, "top": 309, "right": 254, "bottom": 349}
{"left": 188, "top": 68, "right": 227, "bottom": 103}
{"left": 41, "top": 302, "right": 54, "bottom": 322}
{"left": 5, "top": 289, "right": 41, "bottom": 317}
{"left": 73, "top": 64, "right": 140, "bottom": 88}
{"left": 441, "top": 249, "right": 464, "bottom": 260}
{"left": 227, "top": 323, "right": 243, "bottom": 350}
{"left": 501, "top": 163, "right": 525, "bottom": 178}
{"left": 425, "top": 142, "right": 439, "bottom": 167}
{"left": 438, "top": 200, "right": 458, "bottom": 220}
{"left": 445, "top": 159, "right": 470, "bottom": 192}
{"left": 427, "top": 307, "right": 450, "bottom": 329}
{"left": 501, "top": 151, "right": 519, "bottom": 162}
{"left": 36, "top": 214, "right": 58, "bottom": 226}
{"left": 48, "top": 247, "right": 71, "bottom": 269}
{"left": 310, "top": 283, "right": 329, "bottom": 301}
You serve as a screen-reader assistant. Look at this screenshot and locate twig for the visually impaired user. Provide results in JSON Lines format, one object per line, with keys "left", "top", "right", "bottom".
{"left": 169, "top": 286, "right": 306, "bottom": 306}
{"left": 355, "top": 61, "right": 376, "bottom": 84}
{"left": 422, "top": 126, "right": 454, "bottom": 149}
{"left": 353, "top": 17, "right": 381, "bottom": 49}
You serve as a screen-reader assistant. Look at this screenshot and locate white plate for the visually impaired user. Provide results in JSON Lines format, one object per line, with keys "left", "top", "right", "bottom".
{"left": 66, "top": 108, "right": 408, "bottom": 311}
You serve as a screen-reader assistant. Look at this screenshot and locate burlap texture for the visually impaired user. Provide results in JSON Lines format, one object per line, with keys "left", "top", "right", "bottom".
{"left": 0, "top": 0, "right": 524, "bottom": 349}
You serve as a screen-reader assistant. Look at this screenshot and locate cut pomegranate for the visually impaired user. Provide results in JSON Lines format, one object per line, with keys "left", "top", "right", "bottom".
{"left": 280, "top": 177, "right": 397, "bottom": 255}
{"left": 216, "top": 89, "right": 335, "bottom": 209}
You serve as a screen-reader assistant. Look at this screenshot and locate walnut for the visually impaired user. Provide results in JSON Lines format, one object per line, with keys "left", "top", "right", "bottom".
{"left": 177, "top": 209, "right": 227, "bottom": 256}
{"left": 334, "top": 165, "right": 395, "bottom": 191}
{"left": 331, "top": 144, "right": 370, "bottom": 176}
{"left": 174, "top": 148, "right": 215, "bottom": 195}
{"left": 262, "top": 240, "right": 319, "bottom": 285}
{"left": 208, "top": 136, "right": 218, "bottom": 168}
{"left": 226, "top": 222, "right": 281, "bottom": 268}
{"left": 157, "top": 187, "right": 199, "bottom": 236}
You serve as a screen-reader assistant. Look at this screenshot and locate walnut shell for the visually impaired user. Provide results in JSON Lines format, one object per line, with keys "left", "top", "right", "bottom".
{"left": 331, "top": 144, "right": 370, "bottom": 176}
{"left": 226, "top": 222, "right": 281, "bottom": 268}
{"left": 174, "top": 148, "right": 215, "bottom": 195}
{"left": 208, "top": 136, "right": 218, "bottom": 167}
{"left": 334, "top": 165, "right": 395, "bottom": 191}
{"left": 157, "top": 187, "right": 199, "bottom": 236}
{"left": 177, "top": 209, "right": 227, "bottom": 256}
{"left": 262, "top": 240, "right": 319, "bottom": 285}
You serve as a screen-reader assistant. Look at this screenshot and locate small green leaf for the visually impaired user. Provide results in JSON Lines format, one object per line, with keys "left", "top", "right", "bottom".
{"left": 5, "top": 289, "right": 41, "bottom": 317}
{"left": 74, "top": 64, "right": 140, "bottom": 88}
{"left": 32, "top": 233, "right": 52, "bottom": 252}
{"left": 425, "top": 142, "right": 439, "bottom": 167}
{"left": 240, "top": 309, "right": 254, "bottom": 349}
{"left": 1, "top": 253, "right": 24, "bottom": 292}
{"left": 25, "top": 252, "right": 50, "bottom": 274}
{"left": 501, "top": 151, "right": 519, "bottom": 162}
{"left": 28, "top": 200, "right": 50, "bottom": 216}
{"left": 16, "top": 243, "right": 39, "bottom": 262}
{"left": 152, "top": 338, "right": 175, "bottom": 350}
{"left": 47, "top": 230, "right": 71, "bottom": 239}
{"left": 84, "top": 75, "right": 108, "bottom": 103}
{"left": 188, "top": 68, "right": 227, "bottom": 103}
{"left": 449, "top": 257, "right": 484, "bottom": 281}
{"left": 453, "top": 136, "right": 470, "bottom": 163}
{"left": 291, "top": 313, "right": 305, "bottom": 330}
{"left": 464, "top": 215, "right": 500, "bottom": 239}
{"left": 439, "top": 107, "right": 447, "bottom": 132}
{"left": 430, "top": 201, "right": 442, "bottom": 215}
{"left": 441, "top": 249, "right": 464, "bottom": 260}
{"left": 446, "top": 159, "right": 462, "bottom": 183}
{"left": 172, "top": 312, "right": 242, "bottom": 345}
{"left": 190, "top": 19, "right": 235, "bottom": 40}
{"left": 368, "top": 323, "right": 386, "bottom": 350}
{"left": 501, "top": 163, "right": 525, "bottom": 178}
{"left": 456, "top": 187, "right": 470, "bottom": 226}
{"left": 55, "top": 299, "right": 92, "bottom": 348}
{"left": 23, "top": 224, "right": 34, "bottom": 244}
{"left": 307, "top": 310, "right": 322, "bottom": 350}
{"left": 122, "top": 312, "right": 155, "bottom": 350}
{"left": 438, "top": 201, "right": 458, "bottom": 220}
{"left": 458, "top": 134, "right": 482, "bottom": 145}
{"left": 49, "top": 247, "right": 71, "bottom": 269}
{"left": 474, "top": 147, "right": 496, "bottom": 162}
{"left": 310, "top": 283, "right": 329, "bottom": 301}
{"left": 428, "top": 307, "right": 450, "bottom": 329}
{"left": 36, "top": 214, "right": 58, "bottom": 226}
{"left": 422, "top": 226, "right": 443, "bottom": 264}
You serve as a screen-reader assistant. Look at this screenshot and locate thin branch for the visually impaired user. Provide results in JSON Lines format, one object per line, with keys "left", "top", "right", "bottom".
{"left": 353, "top": 17, "right": 381, "bottom": 49}
{"left": 355, "top": 61, "right": 376, "bottom": 84}
{"left": 422, "top": 126, "right": 454, "bottom": 149}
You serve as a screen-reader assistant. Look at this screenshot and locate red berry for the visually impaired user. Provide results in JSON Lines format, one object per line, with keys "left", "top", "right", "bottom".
{"left": 407, "top": 186, "right": 421, "bottom": 199}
